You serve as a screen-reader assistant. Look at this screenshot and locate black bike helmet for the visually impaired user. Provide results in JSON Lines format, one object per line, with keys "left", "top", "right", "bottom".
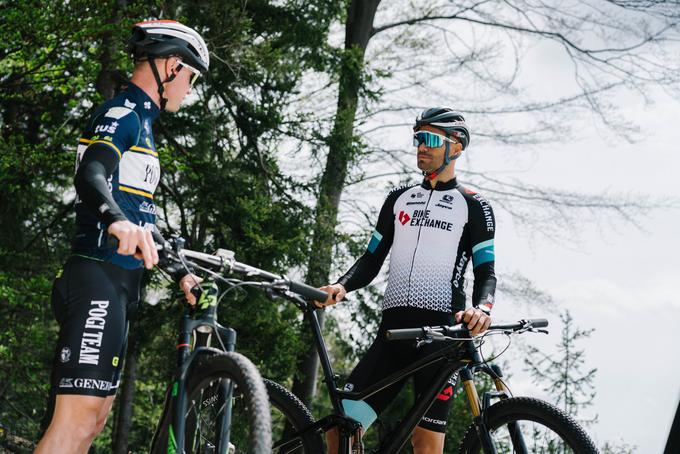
{"left": 128, "top": 20, "right": 209, "bottom": 73}
{"left": 414, "top": 107, "right": 470, "bottom": 150}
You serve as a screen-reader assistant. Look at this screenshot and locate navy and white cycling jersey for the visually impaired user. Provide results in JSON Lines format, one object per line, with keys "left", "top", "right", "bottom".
{"left": 72, "top": 83, "right": 160, "bottom": 269}
{"left": 338, "top": 177, "right": 496, "bottom": 313}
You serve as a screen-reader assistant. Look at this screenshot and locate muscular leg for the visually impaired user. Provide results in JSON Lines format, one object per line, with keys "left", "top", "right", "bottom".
{"left": 96, "top": 395, "right": 116, "bottom": 434}
{"left": 326, "top": 427, "right": 363, "bottom": 454}
{"left": 411, "top": 426, "right": 445, "bottom": 454}
{"left": 35, "top": 394, "right": 114, "bottom": 454}
{"left": 326, "top": 428, "right": 339, "bottom": 454}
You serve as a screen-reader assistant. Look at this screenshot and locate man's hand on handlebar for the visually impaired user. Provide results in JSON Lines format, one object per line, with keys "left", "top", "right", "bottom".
{"left": 180, "top": 273, "right": 203, "bottom": 306}
{"left": 107, "top": 220, "right": 159, "bottom": 269}
{"left": 314, "top": 283, "right": 346, "bottom": 308}
{"left": 455, "top": 307, "right": 491, "bottom": 337}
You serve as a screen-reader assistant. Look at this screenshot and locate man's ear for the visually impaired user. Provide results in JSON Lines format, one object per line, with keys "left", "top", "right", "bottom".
{"left": 450, "top": 142, "right": 463, "bottom": 160}
{"left": 165, "top": 57, "right": 180, "bottom": 77}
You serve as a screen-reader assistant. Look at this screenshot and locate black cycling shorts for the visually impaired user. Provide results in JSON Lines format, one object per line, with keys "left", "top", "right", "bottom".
{"left": 343, "top": 306, "right": 458, "bottom": 433}
{"left": 48, "top": 255, "right": 143, "bottom": 398}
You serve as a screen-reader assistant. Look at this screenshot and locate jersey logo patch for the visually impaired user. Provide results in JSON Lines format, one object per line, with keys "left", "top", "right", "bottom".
{"left": 398, "top": 211, "right": 411, "bottom": 225}
{"left": 59, "top": 347, "right": 71, "bottom": 363}
{"left": 94, "top": 121, "right": 119, "bottom": 134}
{"left": 104, "top": 107, "right": 133, "bottom": 119}
{"left": 124, "top": 99, "right": 136, "bottom": 109}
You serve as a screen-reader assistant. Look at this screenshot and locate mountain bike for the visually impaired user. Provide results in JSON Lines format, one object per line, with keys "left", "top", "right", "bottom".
{"left": 141, "top": 235, "right": 330, "bottom": 453}
{"left": 109, "top": 235, "right": 274, "bottom": 454}
{"left": 257, "top": 299, "right": 600, "bottom": 453}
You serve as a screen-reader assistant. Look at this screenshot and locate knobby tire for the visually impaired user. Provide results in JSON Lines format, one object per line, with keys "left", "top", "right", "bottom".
{"left": 264, "top": 379, "right": 324, "bottom": 453}
{"left": 459, "top": 396, "right": 598, "bottom": 454}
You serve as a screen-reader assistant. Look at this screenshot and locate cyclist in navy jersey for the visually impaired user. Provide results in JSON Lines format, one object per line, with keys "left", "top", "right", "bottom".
{"left": 36, "top": 20, "right": 209, "bottom": 453}
{"left": 319, "top": 108, "right": 496, "bottom": 454}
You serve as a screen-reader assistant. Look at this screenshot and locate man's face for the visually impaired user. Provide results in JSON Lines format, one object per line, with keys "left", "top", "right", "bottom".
{"left": 415, "top": 125, "right": 454, "bottom": 173}
{"left": 163, "top": 57, "right": 197, "bottom": 112}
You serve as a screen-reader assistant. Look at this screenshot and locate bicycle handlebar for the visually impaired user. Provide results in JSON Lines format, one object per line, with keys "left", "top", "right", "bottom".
{"left": 385, "top": 318, "right": 549, "bottom": 341}
{"left": 107, "top": 234, "right": 328, "bottom": 302}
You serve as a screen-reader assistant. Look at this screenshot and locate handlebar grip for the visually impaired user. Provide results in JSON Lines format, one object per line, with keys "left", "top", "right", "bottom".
{"left": 385, "top": 327, "right": 426, "bottom": 340}
{"left": 288, "top": 281, "right": 329, "bottom": 302}
{"left": 190, "top": 286, "right": 203, "bottom": 301}
{"left": 529, "top": 318, "right": 549, "bottom": 328}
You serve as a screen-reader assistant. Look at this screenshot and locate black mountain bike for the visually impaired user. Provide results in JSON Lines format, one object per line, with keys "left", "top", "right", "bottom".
{"left": 117, "top": 236, "right": 275, "bottom": 454}
{"left": 258, "top": 301, "right": 600, "bottom": 453}
{"left": 142, "top": 236, "right": 331, "bottom": 454}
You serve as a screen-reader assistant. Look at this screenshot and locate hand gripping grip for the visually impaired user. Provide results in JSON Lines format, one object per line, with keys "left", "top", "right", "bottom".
{"left": 288, "top": 281, "right": 329, "bottom": 302}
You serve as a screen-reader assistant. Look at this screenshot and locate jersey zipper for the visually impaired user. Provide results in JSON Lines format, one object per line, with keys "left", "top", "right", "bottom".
{"left": 405, "top": 188, "right": 434, "bottom": 306}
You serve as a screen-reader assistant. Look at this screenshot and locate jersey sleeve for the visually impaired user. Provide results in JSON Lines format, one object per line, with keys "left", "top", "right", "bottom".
{"left": 466, "top": 192, "right": 497, "bottom": 312}
{"left": 336, "top": 190, "right": 398, "bottom": 292}
{"left": 87, "top": 106, "right": 141, "bottom": 160}
{"left": 74, "top": 107, "right": 142, "bottom": 225}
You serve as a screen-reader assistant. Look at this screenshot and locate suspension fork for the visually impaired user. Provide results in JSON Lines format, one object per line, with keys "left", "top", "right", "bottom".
{"left": 170, "top": 311, "right": 193, "bottom": 452}
{"left": 195, "top": 302, "right": 238, "bottom": 454}
{"left": 215, "top": 326, "right": 237, "bottom": 454}
{"left": 460, "top": 340, "right": 498, "bottom": 454}
{"left": 486, "top": 364, "right": 528, "bottom": 453}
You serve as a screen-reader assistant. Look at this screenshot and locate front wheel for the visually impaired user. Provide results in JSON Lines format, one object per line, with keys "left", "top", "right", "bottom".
{"left": 184, "top": 352, "right": 272, "bottom": 454}
{"left": 459, "top": 396, "right": 598, "bottom": 453}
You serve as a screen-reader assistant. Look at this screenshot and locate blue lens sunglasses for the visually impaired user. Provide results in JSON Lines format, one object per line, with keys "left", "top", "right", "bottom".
{"left": 413, "top": 131, "right": 457, "bottom": 148}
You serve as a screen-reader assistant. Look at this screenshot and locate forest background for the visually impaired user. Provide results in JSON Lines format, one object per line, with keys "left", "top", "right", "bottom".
{"left": 1, "top": 0, "right": 679, "bottom": 452}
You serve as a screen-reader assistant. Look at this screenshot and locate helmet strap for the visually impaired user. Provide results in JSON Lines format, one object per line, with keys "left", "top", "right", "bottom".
{"left": 423, "top": 140, "right": 460, "bottom": 181}
{"left": 148, "top": 58, "right": 178, "bottom": 111}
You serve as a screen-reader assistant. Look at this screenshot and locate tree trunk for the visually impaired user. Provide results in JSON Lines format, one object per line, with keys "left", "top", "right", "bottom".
{"left": 96, "top": 0, "right": 128, "bottom": 99}
{"left": 291, "top": 0, "right": 382, "bottom": 408}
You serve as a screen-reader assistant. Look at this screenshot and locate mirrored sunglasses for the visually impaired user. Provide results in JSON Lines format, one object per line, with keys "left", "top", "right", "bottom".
{"left": 413, "top": 131, "right": 456, "bottom": 148}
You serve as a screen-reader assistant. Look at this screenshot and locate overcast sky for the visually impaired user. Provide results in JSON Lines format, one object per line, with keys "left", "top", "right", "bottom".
{"left": 479, "top": 86, "right": 680, "bottom": 452}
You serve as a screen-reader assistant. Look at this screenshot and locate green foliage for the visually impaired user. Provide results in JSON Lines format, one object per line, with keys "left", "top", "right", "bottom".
{"left": 0, "top": 0, "right": 342, "bottom": 450}
{"left": 601, "top": 439, "right": 637, "bottom": 454}
{"left": 0, "top": 271, "right": 56, "bottom": 442}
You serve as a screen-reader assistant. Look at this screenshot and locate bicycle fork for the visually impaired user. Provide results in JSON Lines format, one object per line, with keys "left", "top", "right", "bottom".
{"left": 461, "top": 368, "right": 497, "bottom": 454}
{"left": 463, "top": 364, "right": 529, "bottom": 454}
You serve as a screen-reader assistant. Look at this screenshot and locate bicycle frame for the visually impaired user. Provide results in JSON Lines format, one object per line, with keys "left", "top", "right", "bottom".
{"left": 279, "top": 304, "right": 512, "bottom": 454}
{"left": 149, "top": 285, "right": 237, "bottom": 454}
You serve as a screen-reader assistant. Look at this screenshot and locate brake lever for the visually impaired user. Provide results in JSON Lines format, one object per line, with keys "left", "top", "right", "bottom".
{"left": 416, "top": 336, "right": 434, "bottom": 348}
{"left": 264, "top": 287, "right": 284, "bottom": 300}
{"left": 269, "top": 278, "right": 290, "bottom": 293}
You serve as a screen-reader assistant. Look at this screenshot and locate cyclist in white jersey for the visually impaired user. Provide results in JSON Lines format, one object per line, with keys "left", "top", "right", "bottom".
{"left": 319, "top": 108, "right": 496, "bottom": 454}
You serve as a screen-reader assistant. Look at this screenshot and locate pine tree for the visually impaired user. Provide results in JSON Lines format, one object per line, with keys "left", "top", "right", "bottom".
{"left": 524, "top": 310, "right": 598, "bottom": 426}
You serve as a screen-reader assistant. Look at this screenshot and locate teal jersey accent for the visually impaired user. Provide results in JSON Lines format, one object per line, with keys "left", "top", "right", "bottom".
{"left": 472, "top": 239, "right": 495, "bottom": 267}
{"left": 367, "top": 230, "right": 383, "bottom": 253}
